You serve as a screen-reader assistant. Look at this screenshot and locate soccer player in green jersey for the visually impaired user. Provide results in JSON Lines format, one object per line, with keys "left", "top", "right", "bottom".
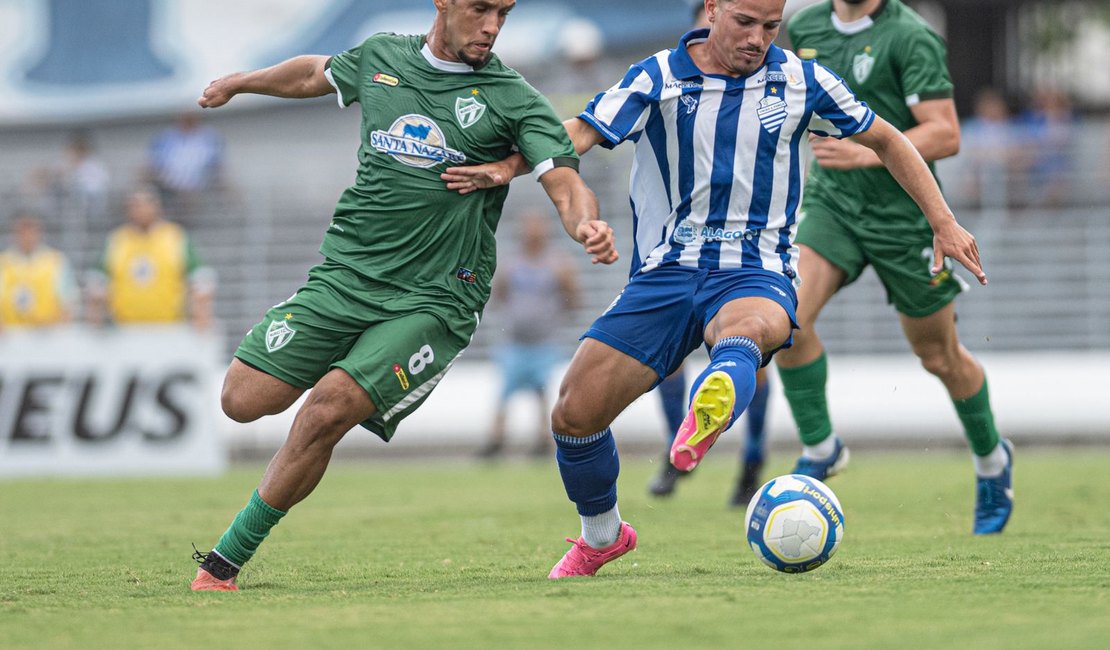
{"left": 778, "top": 0, "right": 1013, "bottom": 534}
{"left": 188, "top": 0, "right": 619, "bottom": 591}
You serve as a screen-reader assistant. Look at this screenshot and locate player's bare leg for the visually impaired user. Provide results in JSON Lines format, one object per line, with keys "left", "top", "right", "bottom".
{"left": 671, "top": 297, "right": 792, "bottom": 471}
{"left": 775, "top": 246, "right": 851, "bottom": 479}
{"left": 900, "top": 304, "right": 1012, "bottom": 534}
{"left": 220, "top": 358, "right": 306, "bottom": 423}
{"left": 899, "top": 303, "right": 983, "bottom": 400}
{"left": 193, "top": 368, "right": 378, "bottom": 590}
{"left": 547, "top": 339, "right": 656, "bottom": 578}
{"left": 257, "top": 368, "right": 377, "bottom": 510}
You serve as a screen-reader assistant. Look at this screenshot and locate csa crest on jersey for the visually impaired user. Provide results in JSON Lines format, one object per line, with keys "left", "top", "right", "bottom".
{"left": 266, "top": 319, "right": 296, "bottom": 352}
{"left": 853, "top": 49, "right": 875, "bottom": 84}
{"left": 757, "top": 95, "right": 788, "bottom": 133}
{"left": 672, "top": 220, "right": 697, "bottom": 245}
{"left": 454, "top": 96, "right": 486, "bottom": 129}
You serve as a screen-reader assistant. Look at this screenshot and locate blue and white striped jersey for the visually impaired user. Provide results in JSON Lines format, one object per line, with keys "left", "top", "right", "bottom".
{"left": 579, "top": 29, "right": 875, "bottom": 281}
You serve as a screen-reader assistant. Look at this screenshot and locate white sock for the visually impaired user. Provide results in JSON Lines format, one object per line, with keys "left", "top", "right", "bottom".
{"left": 803, "top": 434, "right": 839, "bottom": 460}
{"left": 581, "top": 505, "right": 621, "bottom": 548}
{"left": 974, "top": 442, "right": 1008, "bottom": 478}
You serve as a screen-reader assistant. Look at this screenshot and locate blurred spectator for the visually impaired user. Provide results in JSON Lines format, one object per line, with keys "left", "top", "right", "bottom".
{"left": 145, "top": 112, "right": 224, "bottom": 218}
{"left": 0, "top": 213, "right": 76, "bottom": 329}
{"left": 24, "top": 131, "right": 110, "bottom": 230}
{"left": 1016, "top": 87, "right": 1078, "bottom": 207}
{"left": 479, "top": 210, "right": 579, "bottom": 459}
{"left": 544, "top": 18, "right": 607, "bottom": 117}
{"left": 960, "top": 87, "right": 1016, "bottom": 209}
{"left": 86, "top": 188, "right": 215, "bottom": 329}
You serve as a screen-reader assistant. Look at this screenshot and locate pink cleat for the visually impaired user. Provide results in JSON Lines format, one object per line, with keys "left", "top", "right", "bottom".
{"left": 191, "top": 567, "right": 238, "bottom": 591}
{"left": 548, "top": 522, "right": 637, "bottom": 579}
{"left": 670, "top": 370, "right": 735, "bottom": 472}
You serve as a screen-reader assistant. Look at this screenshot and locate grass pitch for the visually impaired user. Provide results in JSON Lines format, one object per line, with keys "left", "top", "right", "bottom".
{"left": 2, "top": 447, "right": 1109, "bottom": 649}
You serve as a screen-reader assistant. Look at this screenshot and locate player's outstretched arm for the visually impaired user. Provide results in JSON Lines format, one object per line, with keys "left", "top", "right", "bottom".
{"left": 851, "top": 117, "right": 987, "bottom": 285}
{"left": 442, "top": 117, "right": 609, "bottom": 194}
{"left": 810, "top": 98, "right": 960, "bottom": 170}
{"left": 198, "top": 55, "right": 333, "bottom": 109}
{"left": 539, "top": 167, "right": 618, "bottom": 266}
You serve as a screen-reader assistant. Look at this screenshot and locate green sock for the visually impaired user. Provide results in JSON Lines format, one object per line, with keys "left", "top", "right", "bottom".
{"left": 953, "top": 378, "right": 1001, "bottom": 457}
{"left": 214, "top": 490, "right": 287, "bottom": 567}
{"left": 779, "top": 352, "right": 833, "bottom": 446}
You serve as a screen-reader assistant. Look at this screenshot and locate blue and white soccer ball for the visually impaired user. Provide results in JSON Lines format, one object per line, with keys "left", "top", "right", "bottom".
{"left": 744, "top": 474, "right": 845, "bottom": 573}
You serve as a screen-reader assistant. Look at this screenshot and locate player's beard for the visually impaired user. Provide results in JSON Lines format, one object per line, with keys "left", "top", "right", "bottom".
{"left": 456, "top": 47, "right": 492, "bottom": 69}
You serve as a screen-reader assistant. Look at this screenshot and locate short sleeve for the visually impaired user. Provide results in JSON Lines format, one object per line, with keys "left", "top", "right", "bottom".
{"left": 183, "top": 236, "right": 217, "bottom": 292}
{"left": 897, "top": 29, "right": 953, "bottom": 105}
{"left": 513, "top": 94, "right": 579, "bottom": 181}
{"left": 577, "top": 64, "right": 657, "bottom": 149}
{"left": 807, "top": 63, "right": 876, "bottom": 138}
{"left": 325, "top": 45, "right": 362, "bottom": 108}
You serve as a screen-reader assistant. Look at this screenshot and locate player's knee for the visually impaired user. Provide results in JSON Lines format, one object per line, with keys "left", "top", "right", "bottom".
{"left": 551, "top": 394, "right": 605, "bottom": 438}
{"left": 915, "top": 347, "right": 955, "bottom": 378}
{"left": 293, "top": 383, "right": 370, "bottom": 445}
{"left": 221, "top": 387, "right": 263, "bottom": 423}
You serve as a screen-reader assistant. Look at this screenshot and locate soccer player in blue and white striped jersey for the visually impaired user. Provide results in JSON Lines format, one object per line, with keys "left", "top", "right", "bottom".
{"left": 445, "top": 0, "right": 986, "bottom": 578}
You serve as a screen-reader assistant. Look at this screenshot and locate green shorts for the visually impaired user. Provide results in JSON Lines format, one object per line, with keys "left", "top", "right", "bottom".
{"left": 795, "top": 194, "right": 967, "bottom": 318}
{"left": 235, "top": 260, "right": 480, "bottom": 441}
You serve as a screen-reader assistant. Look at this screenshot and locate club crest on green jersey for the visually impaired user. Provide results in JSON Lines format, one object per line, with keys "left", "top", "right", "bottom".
{"left": 266, "top": 319, "right": 296, "bottom": 353}
{"left": 371, "top": 114, "right": 466, "bottom": 169}
{"left": 455, "top": 95, "right": 486, "bottom": 129}
{"left": 853, "top": 47, "right": 875, "bottom": 84}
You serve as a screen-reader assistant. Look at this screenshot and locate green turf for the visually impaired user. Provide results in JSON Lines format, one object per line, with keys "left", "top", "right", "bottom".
{"left": 2, "top": 448, "right": 1109, "bottom": 649}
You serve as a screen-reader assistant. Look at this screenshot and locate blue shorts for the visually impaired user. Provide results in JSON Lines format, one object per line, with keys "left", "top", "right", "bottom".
{"left": 584, "top": 266, "right": 798, "bottom": 384}
{"left": 496, "top": 343, "right": 560, "bottom": 401}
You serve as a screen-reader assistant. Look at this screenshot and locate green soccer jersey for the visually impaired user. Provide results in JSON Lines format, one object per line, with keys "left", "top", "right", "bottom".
{"left": 788, "top": 0, "right": 953, "bottom": 219}
{"left": 322, "top": 33, "right": 577, "bottom": 310}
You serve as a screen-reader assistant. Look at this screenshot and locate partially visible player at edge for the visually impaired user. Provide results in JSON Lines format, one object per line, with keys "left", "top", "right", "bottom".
{"left": 188, "top": 0, "right": 618, "bottom": 591}
{"left": 444, "top": 0, "right": 986, "bottom": 578}
{"left": 779, "top": 0, "right": 1012, "bottom": 534}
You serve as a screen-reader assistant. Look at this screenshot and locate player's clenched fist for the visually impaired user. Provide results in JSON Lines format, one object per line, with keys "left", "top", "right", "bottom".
{"left": 197, "top": 74, "right": 242, "bottom": 109}
{"left": 575, "top": 220, "right": 618, "bottom": 265}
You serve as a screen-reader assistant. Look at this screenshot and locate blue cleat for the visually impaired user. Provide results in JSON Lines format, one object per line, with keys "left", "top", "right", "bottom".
{"left": 973, "top": 439, "right": 1014, "bottom": 535}
{"left": 791, "top": 437, "right": 849, "bottom": 481}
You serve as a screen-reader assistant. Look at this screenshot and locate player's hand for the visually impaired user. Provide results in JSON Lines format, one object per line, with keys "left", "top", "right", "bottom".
{"left": 441, "top": 161, "right": 514, "bottom": 194}
{"left": 576, "top": 220, "right": 618, "bottom": 265}
{"left": 198, "top": 73, "right": 243, "bottom": 108}
{"left": 932, "top": 221, "right": 988, "bottom": 285}
{"left": 809, "top": 133, "right": 874, "bottom": 170}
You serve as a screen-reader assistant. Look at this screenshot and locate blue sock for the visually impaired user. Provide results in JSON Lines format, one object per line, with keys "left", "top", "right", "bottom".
{"left": 656, "top": 370, "right": 687, "bottom": 444}
{"left": 743, "top": 374, "right": 770, "bottom": 464}
{"left": 553, "top": 428, "right": 619, "bottom": 516}
{"left": 690, "top": 336, "right": 761, "bottom": 431}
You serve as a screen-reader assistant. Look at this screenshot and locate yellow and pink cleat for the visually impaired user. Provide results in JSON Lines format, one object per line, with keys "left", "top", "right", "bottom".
{"left": 669, "top": 370, "right": 736, "bottom": 472}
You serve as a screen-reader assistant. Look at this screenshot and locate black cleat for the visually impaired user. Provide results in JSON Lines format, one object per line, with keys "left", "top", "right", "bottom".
{"left": 729, "top": 460, "right": 763, "bottom": 508}
{"left": 648, "top": 454, "right": 690, "bottom": 497}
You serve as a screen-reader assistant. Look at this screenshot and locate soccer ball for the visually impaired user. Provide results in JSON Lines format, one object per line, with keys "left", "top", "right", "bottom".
{"left": 744, "top": 474, "right": 845, "bottom": 573}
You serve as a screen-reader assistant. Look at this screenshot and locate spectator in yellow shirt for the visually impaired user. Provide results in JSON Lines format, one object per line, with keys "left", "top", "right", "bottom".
{"left": 0, "top": 213, "right": 76, "bottom": 329}
{"left": 87, "top": 189, "right": 215, "bottom": 329}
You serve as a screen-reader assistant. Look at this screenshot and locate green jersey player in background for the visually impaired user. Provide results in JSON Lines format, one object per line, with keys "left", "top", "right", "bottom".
{"left": 189, "top": 0, "right": 618, "bottom": 591}
{"left": 777, "top": 0, "right": 1013, "bottom": 534}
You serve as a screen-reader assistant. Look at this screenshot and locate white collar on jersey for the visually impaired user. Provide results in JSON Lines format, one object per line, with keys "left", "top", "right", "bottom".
{"left": 421, "top": 43, "right": 475, "bottom": 73}
{"left": 830, "top": 12, "right": 874, "bottom": 35}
